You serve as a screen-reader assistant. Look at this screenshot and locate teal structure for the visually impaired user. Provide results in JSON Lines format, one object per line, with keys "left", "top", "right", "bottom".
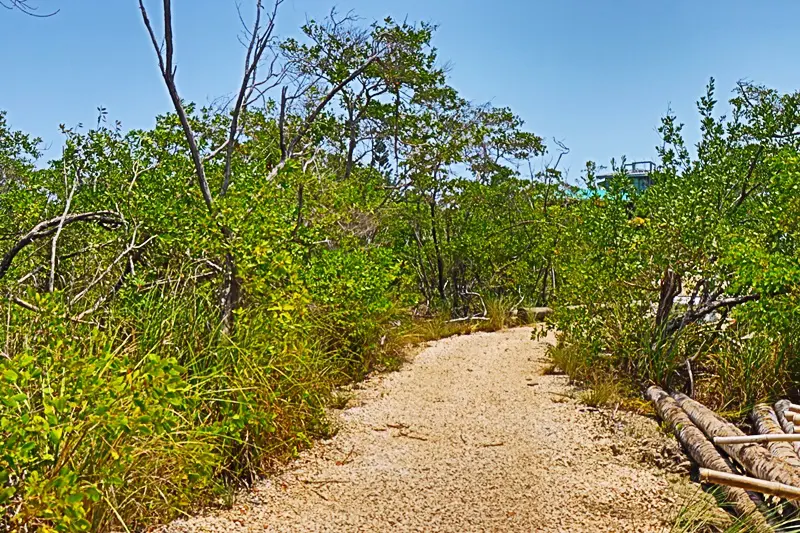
{"left": 597, "top": 161, "right": 657, "bottom": 193}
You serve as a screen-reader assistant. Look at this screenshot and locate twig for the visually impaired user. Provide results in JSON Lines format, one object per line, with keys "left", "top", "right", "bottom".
{"left": 296, "top": 478, "right": 348, "bottom": 485}
{"left": 397, "top": 430, "right": 428, "bottom": 441}
{"left": 71, "top": 231, "right": 154, "bottom": 305}
{"left": 448, "top": 316, "right": 490, "bottom": 323}
{"left": 308, "top": 488, "right": 329, "bottom": 501}
{"left": 464, "top": 290, "right": 488, "bottom": 318}
{"left": 0, "top": 212, "right": 122, "bottom": 281}
{"left": 128, "top": 160, "right": 160, "bottom": 192}
{"left": 9, "top": 294, "right": 41, "bottom": 313}
{"left": 49, "top": 172, "right": 78, "bottom": 292}
{"left": 714, "top": 434, "right": 800, "bottom": 445}
{"left": 335, "top": 445, "right": 356, "bottom": 466}
{"left": 16, "top": 264, "right": 44, "bottom": 285}
{"left": 283, "top": 54, "right": 381, "bottom": 160}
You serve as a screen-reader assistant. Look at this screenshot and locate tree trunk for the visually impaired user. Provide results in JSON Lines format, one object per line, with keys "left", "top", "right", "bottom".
{"left": 645, "top": 387, "right": 766, "bottom": 522}
{"left": 673, "top": 392, "right": 800, "bottom": 490}
{"left": 429, "top": 197, "right": 445, "bottom": 300}
{"left": 343, "top": 106, "right": 357, "bottom": 181}
{"left": 655, "top": 268, "right": 681, "bottom": 329}
{"left": 220, "top": 251, "right": 240, "bottom": 335}
{"left": 751, "top": 404, "right": 800, "bottom": 469}
{"left": 539, "top": 262, "right": 551, "bottom": 305}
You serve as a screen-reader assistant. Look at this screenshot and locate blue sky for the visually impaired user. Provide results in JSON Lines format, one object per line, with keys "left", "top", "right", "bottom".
{"left": 2, "top": 0, "right": 800, "bottom": 181}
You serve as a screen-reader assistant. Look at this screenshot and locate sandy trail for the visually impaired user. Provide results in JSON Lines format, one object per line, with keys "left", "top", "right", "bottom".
{"left": 162, "top": 327, "right": 687, "bottom": 532}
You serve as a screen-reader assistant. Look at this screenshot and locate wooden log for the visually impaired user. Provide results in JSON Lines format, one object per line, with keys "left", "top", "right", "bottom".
{"left": 645, "top": 387, "right": 765, "bottom": 521}
{"left": 673, "top": 392, "right": 800, "bottom": 490}
{"left": 775, "top": 401, "right": 797, "bottom": 433}
{"left": 715, "top": 434, "right": 800, "bottom": 445}
{"left": 774, "top": 400, "right": 800, "bottom": 458}
{"left": 751, "top": 404, "right": 800, "bottom": 469}
{"left": 700, "top": 468, "right": 800, "bottom": 501}
{"left": 516, "top": 307, "right": 554, "bottom": 323}
{"left": 785, "top": 412, "right": 799, "bottom": 422}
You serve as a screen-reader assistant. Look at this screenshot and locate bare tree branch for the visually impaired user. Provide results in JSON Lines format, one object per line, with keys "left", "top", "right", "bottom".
{"left": 279, "top": 85, "right": 288, "bottom": 159}
{"left": 772, "top": 131, "right": 800, "bottom": 139}
{"left": 729, "top": 144, "right": 764, "bottom": 212}
{"left": 71, "top": 230, "right": 154, "bottom": 305}
{"left": 222, "top": 0, "right": 283, "bottom": 196}
{"left": 138, "top": 0, "right": 214, "bottom": 211}
{"left": 71, "top": 239, "right": 154, "bottom": 321}
{"left": 128, "top": 150, "right": 166, "bottom": 192}
{"left": 283, "top": 54, "right": 381, "bottom": 161}
{"left": 203, "top": 139, "right": 230, "bottom": 162}
{"left": 0, "top": 212, "right": 123, "bottom": 281}
{"left": 0, "top": 0, "right": 58, "bottom": 17}
{"left": 48, "top": 170, "right": 77, "bottom": 292}
{"left": 9, "top": 294, "right": 41, "bottom": 312}
{"left": 665, "top": 293, "right": 761, "bottom": 336}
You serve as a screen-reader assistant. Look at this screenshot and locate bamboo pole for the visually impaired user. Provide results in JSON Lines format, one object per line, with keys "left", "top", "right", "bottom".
{"left": 700, "top": 468, "right": 800, "bottom": 501}
{"left": 715, "top": 434, "right": 800, "bottom": 445}
{"left": 751, "top": 404, "right": 800, "bottom": 469}
{"left": 673, "top": 392, "right": 800, "bottom": 490}
{"left": 645, "top": 387, "right": 766, "bottom": 521}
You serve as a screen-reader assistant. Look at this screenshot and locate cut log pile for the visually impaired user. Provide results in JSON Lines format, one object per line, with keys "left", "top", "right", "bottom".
{"left": 646, "top": 386, "right": 800, "bottom": 529}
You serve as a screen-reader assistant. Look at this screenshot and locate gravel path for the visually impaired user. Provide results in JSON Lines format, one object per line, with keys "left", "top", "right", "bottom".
{"left": 161, "top": 327, "right": 690, "bottom": 532}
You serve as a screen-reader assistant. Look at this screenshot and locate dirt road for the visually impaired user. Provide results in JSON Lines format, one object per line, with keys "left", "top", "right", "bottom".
{"left": 163, "top": 327, "right": 689, "bottom": 532}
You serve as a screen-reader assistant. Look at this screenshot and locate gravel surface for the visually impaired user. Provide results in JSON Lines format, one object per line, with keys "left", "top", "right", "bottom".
{"left": 160, "top": 327, "right": 692, "bottom": 532}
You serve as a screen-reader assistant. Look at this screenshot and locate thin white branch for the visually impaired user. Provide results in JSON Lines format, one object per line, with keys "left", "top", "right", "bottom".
{"left": 48, "top": 170, "right": 78, "bottom": 292}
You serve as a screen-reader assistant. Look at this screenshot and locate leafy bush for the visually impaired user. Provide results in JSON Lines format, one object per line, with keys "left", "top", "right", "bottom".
{"left": 549, "top": 79, "right": 800, "bottom": 414}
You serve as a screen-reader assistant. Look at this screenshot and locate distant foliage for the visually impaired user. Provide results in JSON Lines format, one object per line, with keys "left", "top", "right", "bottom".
{"left": 549, "top": 79, "right": 800, "bottom": 413}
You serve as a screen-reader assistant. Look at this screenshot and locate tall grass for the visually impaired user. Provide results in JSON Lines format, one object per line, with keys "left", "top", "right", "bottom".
{"left": 0, "top": 256, "right": 406, "bottom": 531}
{"left": 670, "top": 485, "right": 800, "bottom": 533}
{"left": 549, "top": 301, "right": 800, "bottom": 415}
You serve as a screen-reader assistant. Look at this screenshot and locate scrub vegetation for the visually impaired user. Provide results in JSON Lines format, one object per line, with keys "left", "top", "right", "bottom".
{"left": 2, "top": 1, "right": 800, "bottom": 531}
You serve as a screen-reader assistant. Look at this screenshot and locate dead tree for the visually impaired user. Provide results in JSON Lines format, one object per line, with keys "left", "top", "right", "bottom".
{"left": 138, "top": 0, "right": 387, "bottom": 331}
